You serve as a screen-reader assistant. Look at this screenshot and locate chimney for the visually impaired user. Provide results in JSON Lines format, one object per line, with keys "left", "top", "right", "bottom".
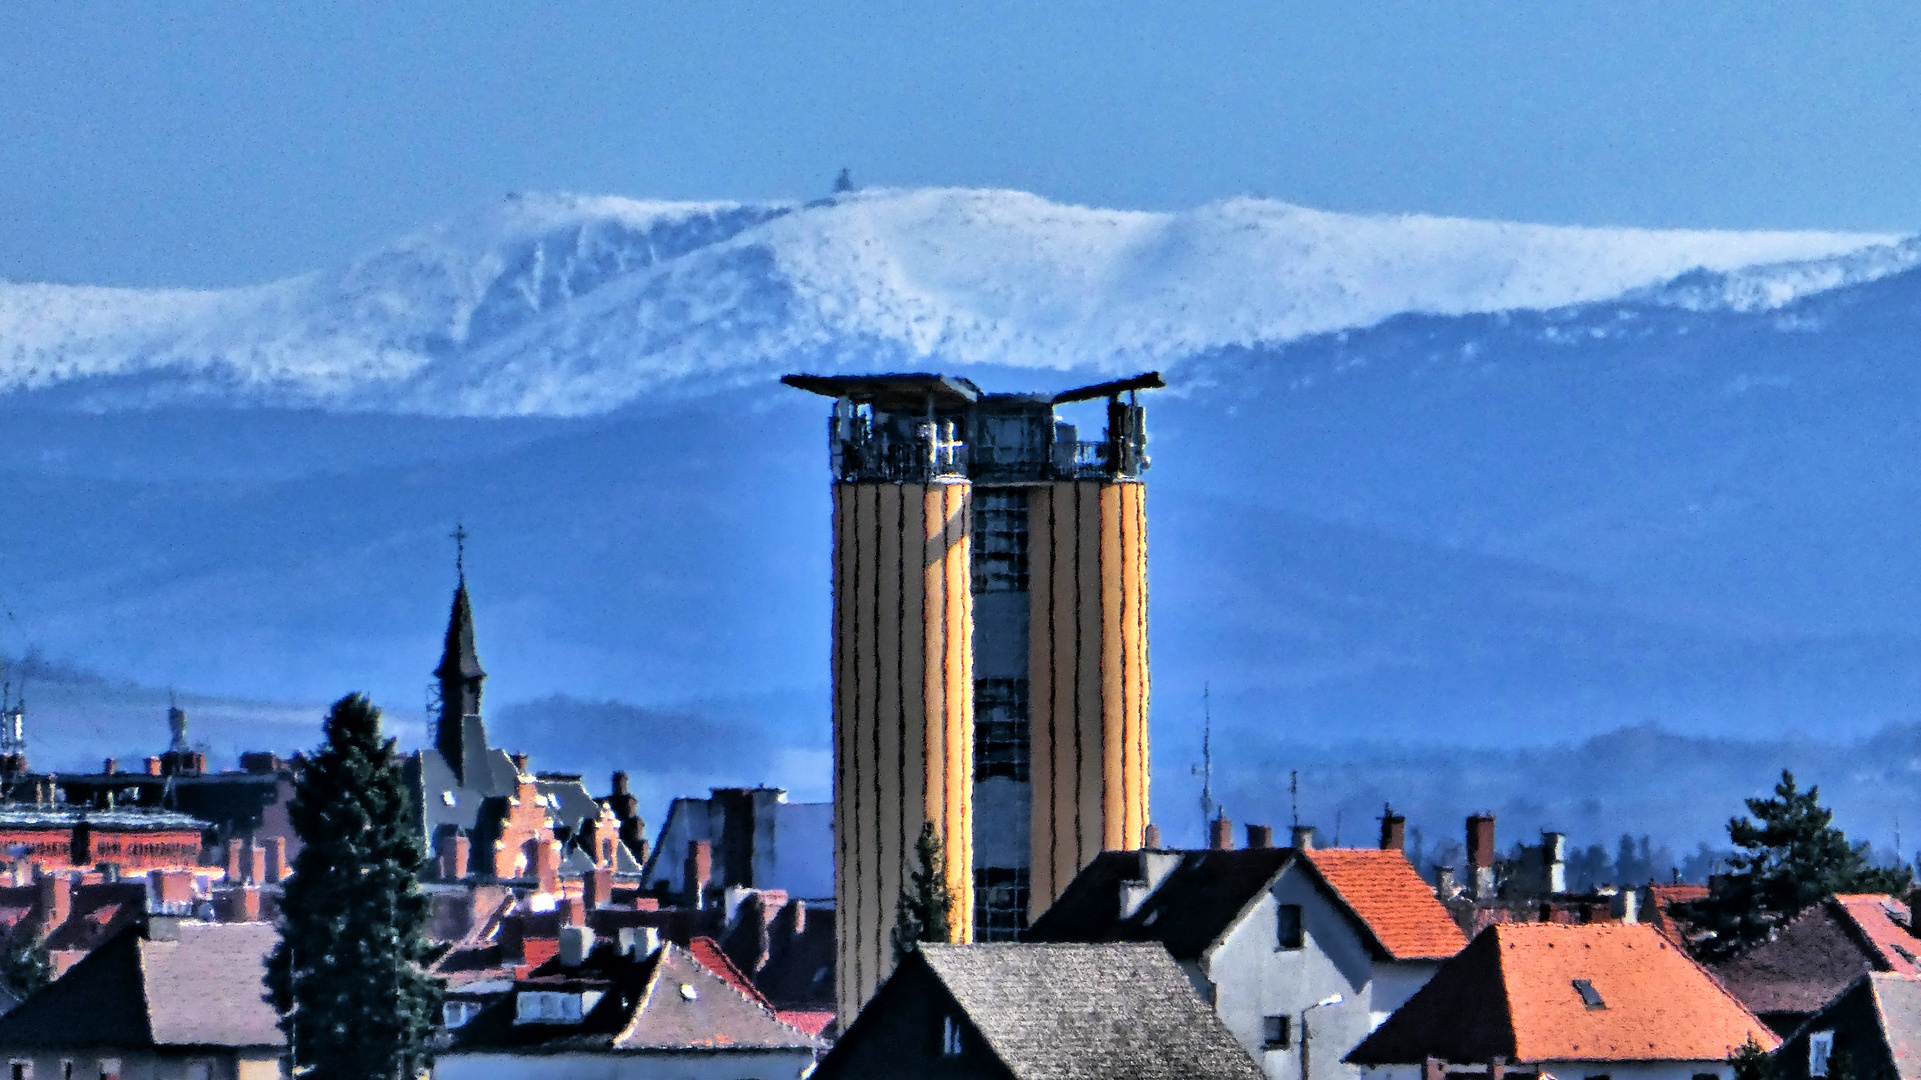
{"left": 618, "top": 925, "right": 661, "bottom": 958}
{"left": 265, "top": 837, "right": 288, "bottom": 882}
{"left": 533, "top": 842, "right": 560, "bottom": 896}
{"left": 1246, "top": 824, "right": 1274, "bottom": 850}
{"left": 560, "top": 895, "right": 586, "bottom": 928}
{"left": 1542, "top": 832, "right": 1567, "bottom": 894}
{"left": 437, "top": 833, "right": 470, "bottom": 881}
{"left": 1143, "top": 823, "right": 1162, "bottom": 849}
{"left": 787, "top": 899, "right": 807, "bottom": 936}
{"left": 1489, "top": 1057, "right": 1508, "bottom": 1080}
{"left": 1435, "top": 865, "right": 1459, "bottom": 899}
{"left": 102, "top": 758, "right": 115, "bottom": 775}
{"left": 37, "top": 871, "right": 72, "bottom": 930}
{"left": 686, "top": 840, "right": 713, "bottom": 908}
{"left": 1466, "top": 815, "right": 1497, "bottom": 899}
{"left": 153, "top": 869, "right": 195, "bottom": 906}
{"left": 225, "top": 838, "right": 245, "bottom": 883}
{"left": 1611, "top": 888, "right": 1641, "bottom": 924}
{"left": 559, "top": 925, "right": 595, "bottom": 968}
{"left": 1424, "top": 1059, "right": 1447, "bottom": 1080}
{"left": 1291, "top": 825, "right": 1315, "bottom": 850}
{"left": 585, "top": 867, "right": 613, "bottom": 909}
{"left": 216, "top": 886, "right": 262, "bottom": 922}
{"left": 1209, "top": 816, "right": 1234, "bottom": 851}
{"left": 1380, "top": 806, "right": 1406, "bottom": 852}
{"left": 145, "top": 757, "right": 162, "bottom": 776}
{"left": 512, "top": 752, "right": 530, "bottom": 775}
{"left": 242, "top": 841, "right": 265, "bottom": 885}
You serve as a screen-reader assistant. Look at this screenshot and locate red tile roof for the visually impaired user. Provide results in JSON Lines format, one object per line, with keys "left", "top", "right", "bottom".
{"left": 687, "top": 935, "right": 774, "bottom": 1009}
{"left": 775, "top": 1009, "right": 835, "bottom": 1037}
{"left": 1304, "top": 848, "right": 1469, "bottom": 961}
{"left": 1351, "top": 923, "right": 1778, "bottom": 1066}
{"left": 1835, "top": 895, "right": 1921, "bottom": 973}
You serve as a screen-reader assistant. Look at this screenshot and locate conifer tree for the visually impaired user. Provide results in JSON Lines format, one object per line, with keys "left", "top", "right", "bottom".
{"left": 892, "top": 821, "right": 954, "bottom": 962}
{"left": 1683, "top": 769, "right": 1911, "bottom": 960}
{"left": 1, "top": 934, "right": 51, "bottom": 999}
{"left": 266, "top": 694, "right": 440, "bottom": 1080}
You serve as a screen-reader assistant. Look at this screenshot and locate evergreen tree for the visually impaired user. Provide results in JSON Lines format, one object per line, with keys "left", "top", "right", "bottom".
{"left": 1682, "top": 769, "right": 1912, "bottom": 960}
{"left": 891, "top": 821, "right": 955, "bottom": 962}
{"left": 1727, "top": 1034, "right": 1775, "bottom": 1080}
{"left": 0, "top": 934, "right": 51, "bottom": 999}
{"left": 266, "top": 694, "right": 440, "bottom": 1080}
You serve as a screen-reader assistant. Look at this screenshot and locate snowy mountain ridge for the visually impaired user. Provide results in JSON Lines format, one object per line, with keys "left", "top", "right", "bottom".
{"left": 0, "top": 187, "right": 1907, "bottom": 416}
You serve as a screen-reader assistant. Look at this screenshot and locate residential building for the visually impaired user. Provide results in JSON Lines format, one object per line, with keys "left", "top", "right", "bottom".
{"left": 1774, "top": 972, "right": 1921, "bottom": 1080}
{"left": 642, "top": 787, "right": 831, "bottom": 902}
{"left": 1026, "top": 823, "right": 1466, "bottom": 1080}
{"left": 786, "top": 371, "right": 1161, "bottom": 1020}
{"left": 1713, "top": 893, "right": 1921, "bottom": 1035}
{"left": 811, "top": 942, "right": 1264, "bottom": 1080}
{"left": 437, "top": 934, "right": 822, "bottom": 1080}
{"left": 0, "top": 919, "right": 283, "bottom": 1080}
{"left": 1347, "top": 923, "right": 1779, "bottom": 1080}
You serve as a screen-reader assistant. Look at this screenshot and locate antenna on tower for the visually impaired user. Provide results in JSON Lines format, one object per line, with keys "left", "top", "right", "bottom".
{"left": 1194, "top": 684, "right": 1215, "bottom": 837}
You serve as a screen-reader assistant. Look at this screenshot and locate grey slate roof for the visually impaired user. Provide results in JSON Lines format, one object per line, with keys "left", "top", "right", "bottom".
{"left": 0, "top": 921, "right": 282, "bottom": 1050}
{"left": 919, "top": 943, "right": 1264, "bottom": 1080}
{"left": 1026, "top": 848, "right": 1293, "bottom": 959}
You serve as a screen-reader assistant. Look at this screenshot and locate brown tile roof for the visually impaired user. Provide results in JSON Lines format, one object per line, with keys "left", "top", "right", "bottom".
{"left": 0, "top": 921, "right": 282, "bottom": 1050}
{"left": 1350, "top": 923, "right": 1778, "bottom": 1066}
{"left": 1304, "top": 848, "right": 1468, "bottom": 961}
{"left": 1835, "top": 895, "right": 1921, "bottom": 973}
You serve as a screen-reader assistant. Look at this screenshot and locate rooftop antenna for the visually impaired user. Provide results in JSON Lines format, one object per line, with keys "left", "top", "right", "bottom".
{"left": 1194, "top": 684, "right": 1215, "bottom": 837}
{"left": 450, "top": 522, "right": 469, "bottom": 582}
{"left": 1290, "top": 770, "right": 1300, "bottom": 830}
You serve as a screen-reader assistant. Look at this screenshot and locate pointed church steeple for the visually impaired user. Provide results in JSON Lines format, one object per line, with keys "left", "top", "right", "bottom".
{"left": 434, "top": 525, "right": 487, "bottom": 779}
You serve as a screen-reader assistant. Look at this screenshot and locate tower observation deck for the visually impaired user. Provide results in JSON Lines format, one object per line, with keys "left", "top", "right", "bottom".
{"left": 784, "top": 370, "right": 1159, "bottom": 1021}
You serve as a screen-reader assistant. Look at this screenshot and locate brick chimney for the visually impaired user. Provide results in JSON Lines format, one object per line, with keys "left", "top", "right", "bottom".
{"left": 225, "top": 838, "right": 245, "bottom": 883}
{"left": 560, "top": 895, "right": 586, "bottom": 928}
{"left": 152, "top": 869, "right": 195, "bottom": 907}
{"left": 1380, "top": 806, "right": 1406, "bottom": 852}
{"left": 1143, "top": 823, "right": 1162, "bottom": 849}
{"left": 242, "top": 841, "right": 266, "bottom": 885}
{"left": 1246, "top": 824, "right": 1274, "bottom": 849}
{"left": 1291, "top": 825, "right": 1315, "bottom": 850}
{"left": 686, "top": 839, "right": 714, "bottom": 907}
{"left": 437, "top": 833, "right": 470, "bottom": 881}
{"left": 585, "top": 867, "right": 613, "bottom": 909}
{"left": 1466, "top": 814, "right": 1497, "bottom": 899}
{"left": 512, "top": 753, "right": 530, "bottom": 775}
{"left": 145, "top": 757, "right": 162, "bottom": 776}
{"left": 37, "top": 871, "right": 72, "bottom": 931}
{"left": 216, "top": 886, "right": 262, "bottom": 922}
{"left": 533, "top": 842, "right": 560, "bottom": 896}
{"left": 265, "top": 837, "right": 288, "bottom": 882}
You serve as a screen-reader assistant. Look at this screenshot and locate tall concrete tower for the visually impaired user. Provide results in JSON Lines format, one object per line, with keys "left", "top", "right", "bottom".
{"left": 785, "top": 371, "right": 1159, "bottom": 1021}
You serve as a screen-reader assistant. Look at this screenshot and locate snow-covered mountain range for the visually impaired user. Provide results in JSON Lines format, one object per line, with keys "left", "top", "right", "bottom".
{"left": 8, "top": 187, "right": 1921, "bottom": 851}
{"left": 2, "top": 187, "right": 1912, "bottom": 415}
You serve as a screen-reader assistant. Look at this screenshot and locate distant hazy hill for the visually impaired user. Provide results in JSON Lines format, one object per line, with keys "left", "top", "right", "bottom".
{"left": 4, "top": 188, "right": 1921, "bottom": 855}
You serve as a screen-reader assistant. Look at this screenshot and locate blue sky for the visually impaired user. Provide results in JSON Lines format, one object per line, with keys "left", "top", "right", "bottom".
{"left": 2, "top": 3, "right": 1917, "bottom": 287}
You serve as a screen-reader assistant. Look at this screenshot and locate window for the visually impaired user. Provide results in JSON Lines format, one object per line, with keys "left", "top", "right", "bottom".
{"left": 1572, "top": 979, "right": 1605, "bottom": 1009}
{"left": 185, "top": 1062, "right": 211, "bottom": 1080}
{"left": 974, "top": 867, "right": 1030, "bottom": 942}
{"left": 971, "top": 491, "right": 1029, "bottom": 593}
{"left": 443, "top": 1001, "right": 482, "bottom": 1028}
{"left": 973, "top": 678, "right": 1030, "bottom": 781}
{"left": 10, "top": 1063, "right": 28, "bottom": 1080}
{"left": 1811, "top": 1030, "right": 1834, "bottom": 1078}
{"left": 1277, "top": 904, "right": 1304, "bottom": 949}
{"left": 1263, "top": 1015, "right": 1293, "bottom": 1049}
{"left": 941, "top": 1015, "right": 965, "bottom": 1056}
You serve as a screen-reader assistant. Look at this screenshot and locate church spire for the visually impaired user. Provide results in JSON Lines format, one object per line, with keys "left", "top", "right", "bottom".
{"left": 434, "top": 525, "right": 486, "bottom": 777}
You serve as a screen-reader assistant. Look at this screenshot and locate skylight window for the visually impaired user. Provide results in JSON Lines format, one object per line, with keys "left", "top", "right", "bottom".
{"left": 1572, "top": 979, "right": 1605, "bottom": 1009}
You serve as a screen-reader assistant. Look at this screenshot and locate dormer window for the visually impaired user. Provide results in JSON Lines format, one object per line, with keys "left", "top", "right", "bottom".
{"left": 513, "top": 990, "right": 602, "bottom": 1025}
{"left": 1572, "top": 979, "right": 1605, "bottom": 1009}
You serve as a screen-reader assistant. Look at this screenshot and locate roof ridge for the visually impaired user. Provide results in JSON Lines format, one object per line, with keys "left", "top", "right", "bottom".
{"left": 1199, "top": 852, "right": 1297, "bottom": 963}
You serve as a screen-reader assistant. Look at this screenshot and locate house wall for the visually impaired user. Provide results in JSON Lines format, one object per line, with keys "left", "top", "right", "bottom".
{"left": 434, "top": 1049, "right": 817, "bottom": 1080}
{"left": 0, "top": 1049, "right": 280, "bottom": 1080}
{"left": 1206, "top": 862, "right": 1444, "bottom": 1080}
{"left": 1363, "top": 1061, "right": 1727, "bottom": 1080}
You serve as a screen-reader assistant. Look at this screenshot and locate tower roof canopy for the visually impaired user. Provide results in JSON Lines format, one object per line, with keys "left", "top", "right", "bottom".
{"left": 781, "top": 372, "right": 980, "bottom": 411}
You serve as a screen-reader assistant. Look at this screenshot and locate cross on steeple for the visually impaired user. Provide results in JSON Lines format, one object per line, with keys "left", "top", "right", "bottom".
{"left": 450, "top": 522, "right": 468, "bottom": 581}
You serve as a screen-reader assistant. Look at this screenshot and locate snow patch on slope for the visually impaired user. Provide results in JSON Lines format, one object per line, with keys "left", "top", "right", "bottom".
{"left": 0, "top": 188, "right": 1904, "bottom": 416}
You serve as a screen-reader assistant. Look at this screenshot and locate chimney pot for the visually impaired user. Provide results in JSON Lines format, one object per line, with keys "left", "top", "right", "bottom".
{"left": 558, "top": 925, "right": 594, "bottom": 968}
{"left": 1466, "top": 814, "right": 1497, "bottom": 899}
{"left": 144, "top": 757, "right": 162, "bottom": 776}
{"left": 102, "top": 758, "right": 116, "bottom": 775}
{"left": 1209, "top": 816, "right": 1234, "bottom": 851}
{"left": 1291, "top": 825, "right": 1316, "bottom": 850}
{"left": 685, "top": 840, "right": 713, "bottom": 907}
{"left": 1246, "top": 824, "right": 1274, "bottom": 849}
{"left": 1142, "top": 823, "right": 1162, "bottom": 849}
{"left": 224, "top": 838, "right": 244, "bottom": 883}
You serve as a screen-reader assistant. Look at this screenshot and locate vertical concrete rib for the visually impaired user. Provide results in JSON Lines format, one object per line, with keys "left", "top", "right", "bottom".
{"left": 831, "top": 484, "right": 850, "bottom": 1017}
{"left": 1049, "top": 482, "right": 1078, "bottom": 892}
{"left": 1099, "top": 483, "right": 1126, "bottom": 851}
{"left": 1026, "top": 485, "right": 1056, "bottom": 916}
{"left": 1074, "top": 481, "right": 1104, "bottom": 869}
